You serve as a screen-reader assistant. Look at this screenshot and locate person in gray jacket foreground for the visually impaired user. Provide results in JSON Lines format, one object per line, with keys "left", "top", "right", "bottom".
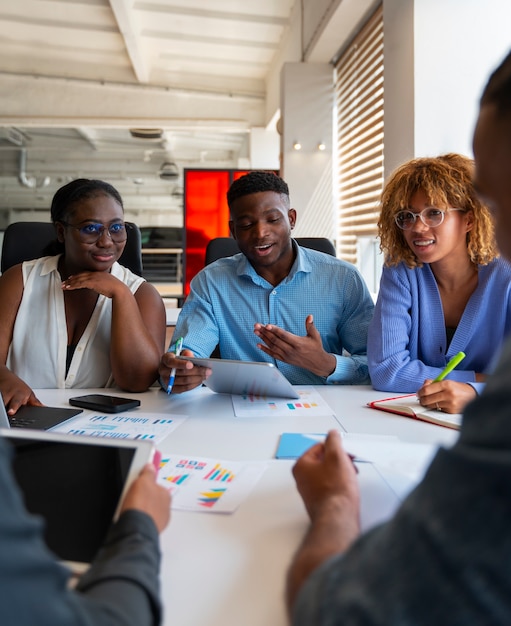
{"left": 0, "top": 438, "right": 170, "bottom": 626}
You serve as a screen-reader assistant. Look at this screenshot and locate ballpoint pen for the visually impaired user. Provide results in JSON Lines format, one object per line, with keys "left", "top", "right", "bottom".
{"left": 167, "top": 336, "right": 184, "bottom": 395}
{"left": 433, "top": 351, "right": 466, "bottom": 382}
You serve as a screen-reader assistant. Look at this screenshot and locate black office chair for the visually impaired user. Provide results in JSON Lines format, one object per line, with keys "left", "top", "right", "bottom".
{"left": 294, "top": 237, "right": 336, "bottom": 256}
{"left": 1, "top": 221, "right": 144, "bottom": 276}
{"left": 205, "top": 236, "right": 336, "bottom": 265}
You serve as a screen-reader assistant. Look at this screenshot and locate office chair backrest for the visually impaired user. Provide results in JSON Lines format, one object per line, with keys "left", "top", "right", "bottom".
{"left": 1, "top": 221, "right": 144, "bottom": 276}
{"left": 205, "top": 236, "right": 336, "bottom": 265}
{"left": 205, "top": 237, "right": 240, "bottom": 265}
{"left": 295, "top": 237, "right": 336, "bottom": 257}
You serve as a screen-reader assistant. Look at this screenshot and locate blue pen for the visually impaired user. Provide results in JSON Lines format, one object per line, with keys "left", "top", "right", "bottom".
{"left": 167, "top": 337, "right": 184, "bottom": 395}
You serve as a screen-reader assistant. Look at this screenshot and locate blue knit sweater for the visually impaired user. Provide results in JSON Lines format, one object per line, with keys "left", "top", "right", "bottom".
{"left": 368, "top": 257, "right": 511, "bottom": 392}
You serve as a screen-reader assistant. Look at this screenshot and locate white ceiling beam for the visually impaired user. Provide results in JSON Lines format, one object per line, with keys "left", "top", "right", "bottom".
{"left": 144, "top": 29, "right": 279, "bottom": 50}
{"left": 304, "top": 0, "right": 379, "bottom": 63}
{"left": 109, "top": 0, "right": 150, "bottom": 83}
{"left": 0, "top": 73, "right": 265, "bottom": 128}
{"left": 133, "top": 2, "right": 290, "bottom": 26}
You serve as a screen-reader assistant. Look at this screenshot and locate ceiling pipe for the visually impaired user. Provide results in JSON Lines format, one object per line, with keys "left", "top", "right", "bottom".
{"left": 18, "top": 149, "right": 50, "bottom": 188}
{"left": 18, "top": 148, "right": 37, "bottom": 188}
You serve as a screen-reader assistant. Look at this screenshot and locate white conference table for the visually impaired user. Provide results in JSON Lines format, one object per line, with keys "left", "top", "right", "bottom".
{"left": 35, "top": 385, "right": 459, "bottom": 626}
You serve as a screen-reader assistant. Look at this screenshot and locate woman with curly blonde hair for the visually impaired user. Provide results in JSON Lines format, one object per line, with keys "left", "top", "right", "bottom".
{"left": 368, "top": 153, "right": 511, "bottom": 413}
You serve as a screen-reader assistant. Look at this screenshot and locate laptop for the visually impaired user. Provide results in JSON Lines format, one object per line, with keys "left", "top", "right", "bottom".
{"left": 0, "top": 393, "right": 83, "bottom": 430}
{"left": 180, "top": 356, "right": 300, "bottom": 399}
{"left": 0, "top": 428, "right": 154, "bottom": 574}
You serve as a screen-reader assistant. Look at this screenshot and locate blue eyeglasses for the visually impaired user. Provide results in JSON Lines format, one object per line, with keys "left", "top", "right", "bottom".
{"left": 61, "top": 221, "right": 128, "bottom": 243}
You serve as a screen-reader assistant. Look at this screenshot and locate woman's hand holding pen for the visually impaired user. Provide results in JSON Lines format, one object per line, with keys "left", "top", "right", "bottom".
{"left": 417, "top": 351, "right": 476, "bottom": 414}
{"left": 158, "top": 349, "right": 211, "bottom": 394}
{"left": 417, "top": 379, "right": 477, "bottom": 414}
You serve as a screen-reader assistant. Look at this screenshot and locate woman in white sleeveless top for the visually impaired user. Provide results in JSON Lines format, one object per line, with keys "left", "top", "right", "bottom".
{"left": 0, "top": 179, "right": 166, "bottom": 415}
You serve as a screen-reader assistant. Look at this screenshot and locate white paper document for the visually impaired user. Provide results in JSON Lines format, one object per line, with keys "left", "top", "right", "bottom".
{"left": 157, "top": 454, "right": 267, "bottom": 514}
{"left": 51, "top": 411, "right": 188, "bottom": 443}
{"left": 343, "top": 438, "right": 440, "bottom": 500}
{"left": 274, "top": 430, "right": 440, "bottom": 503}
{"left": 344, "top": 438, "right": 438, "bottom": 479}
{"left": 231, "top": 387, "right": 334, "bottom": 418}
{"left": 356, "top": 462, "right": 402, "bottom": 531}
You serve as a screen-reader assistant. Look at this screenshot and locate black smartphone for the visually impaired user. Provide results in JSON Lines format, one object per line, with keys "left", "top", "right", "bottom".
{"left": 69, "top": 394, "right": 141, "bottom": 413}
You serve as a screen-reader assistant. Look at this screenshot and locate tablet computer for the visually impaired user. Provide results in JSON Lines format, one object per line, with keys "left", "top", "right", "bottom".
{"left": 0, "top": 428, "right": 154, "bottom": 574}
{"left": 180, "top": 356, "right": 300, "bottom": 399}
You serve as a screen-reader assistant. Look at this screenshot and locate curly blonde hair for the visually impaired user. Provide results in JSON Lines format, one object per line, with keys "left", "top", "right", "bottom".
{"left": 378, "top": 153, "right": 497, "bottom": 268}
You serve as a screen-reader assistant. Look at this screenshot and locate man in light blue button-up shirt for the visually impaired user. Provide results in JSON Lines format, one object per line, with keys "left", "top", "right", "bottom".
{"left": 159, "top": 171, "right": 374, "bottom": 392}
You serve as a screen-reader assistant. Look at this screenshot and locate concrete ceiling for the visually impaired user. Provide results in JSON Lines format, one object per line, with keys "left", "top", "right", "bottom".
{"left": 0, "top": 0, "right": 295, "bottom": 217}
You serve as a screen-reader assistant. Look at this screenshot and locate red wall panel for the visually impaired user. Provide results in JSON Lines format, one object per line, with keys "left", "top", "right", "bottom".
{"left": 183, "top": 169, "right": 250, "bottom": 295}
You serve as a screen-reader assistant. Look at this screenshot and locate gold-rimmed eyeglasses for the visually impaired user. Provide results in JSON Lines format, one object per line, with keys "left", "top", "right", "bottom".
{"left": 394, "top": 207, "right": 464, "bottom": 230}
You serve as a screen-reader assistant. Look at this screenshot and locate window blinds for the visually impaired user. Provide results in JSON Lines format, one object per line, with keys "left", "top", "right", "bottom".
{"left": 335, "top": 4, "right": 384, "bottom": 264}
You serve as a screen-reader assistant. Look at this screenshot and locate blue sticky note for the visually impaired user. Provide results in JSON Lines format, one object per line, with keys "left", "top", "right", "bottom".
{"left": 275, "top": 433, "right": 326, "bottom": 459}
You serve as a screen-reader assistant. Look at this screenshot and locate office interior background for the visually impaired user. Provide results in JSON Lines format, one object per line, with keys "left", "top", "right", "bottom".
{"left": 0, "top": 0, "right": 510, "bottom": 297}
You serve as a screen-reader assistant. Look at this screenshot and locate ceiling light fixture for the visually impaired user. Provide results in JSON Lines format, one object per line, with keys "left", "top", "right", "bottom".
{"left": 158, "top": 161, "right": 180, "bottom": 180}
{"left": 293, "top": 142, "right": 301, "bottom": 151}
{"left": 317, "top": 142, "right": 326, "bottom": 151}
{"left": 129, "top": 128, "right": 164, "bottom": 140}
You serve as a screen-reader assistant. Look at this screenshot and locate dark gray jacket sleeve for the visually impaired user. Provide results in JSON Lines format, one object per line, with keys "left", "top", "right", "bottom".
{"left": 293, "top": 337, "right": 511, "bottom": 625}
{"left": 76, "top": 509, "right": 162, "bottom": 625}
{"left": 0, "top": 438, "right": 162, "bottom": 626}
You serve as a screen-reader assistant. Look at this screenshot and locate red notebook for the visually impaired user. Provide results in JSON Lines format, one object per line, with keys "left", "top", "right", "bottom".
{"left": 367, "top": 394, "right": 462, "bottom": 430}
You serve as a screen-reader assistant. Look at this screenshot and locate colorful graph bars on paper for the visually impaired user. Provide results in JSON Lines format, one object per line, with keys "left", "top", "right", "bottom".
{"left": 51, "top": 412, "right": 187, "bottom": 443}
{"left": 198, "top": 488, "right": 226, "bottom": 508}
{"left": 232, "top": 388, "right": 334, "bottom": 418}
{"left": 203, "top": 463, "right": 235, "bottom": 482}
{"left": 164, "top": 473, "right": 189, "bottom": 485}
{"left": 157, "top": 455, "right": 267, "bottom": 514}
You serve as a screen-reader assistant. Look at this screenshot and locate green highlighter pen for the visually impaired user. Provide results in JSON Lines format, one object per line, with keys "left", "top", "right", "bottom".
{"left": 433, "top": 351, "right": 466, "bottom": 382}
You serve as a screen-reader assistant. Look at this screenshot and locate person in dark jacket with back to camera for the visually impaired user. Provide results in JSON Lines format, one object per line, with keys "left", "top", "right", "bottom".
{"left": 0, "top": 440, "right": 171, "bottom": 625}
